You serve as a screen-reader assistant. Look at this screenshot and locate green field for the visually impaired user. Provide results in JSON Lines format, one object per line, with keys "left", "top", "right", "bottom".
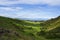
{"left": 0, "top": 16, "right": 60, "bottom": 40}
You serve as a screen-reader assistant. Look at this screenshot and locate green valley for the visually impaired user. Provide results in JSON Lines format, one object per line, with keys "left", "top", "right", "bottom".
{"left": 0, "top": 16, "right": 60, "bottom": 40}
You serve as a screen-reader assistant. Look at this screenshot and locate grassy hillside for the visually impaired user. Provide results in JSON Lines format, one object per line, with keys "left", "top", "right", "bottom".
{"left": 0, "top": 16, "right": 60, "bottom": 40}
{"left": 39, "top": 16, "right": 60, "bottom": 39}
{"left": 40, "top": 16, "right": 60, "bottom": 32}
{"left": 0, "top": 16, "right": 43, "bottom": 40}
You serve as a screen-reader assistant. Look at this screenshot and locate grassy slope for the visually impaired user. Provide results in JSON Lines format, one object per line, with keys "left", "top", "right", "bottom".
{"left": 39, "top": 16, "right": 60, "bottom": 39}
{"left": 0, "top": 16, "right": 35, "bottom": 40}
{"left": 0, "top": 16, "right": 60, "bottom": 40}
{"left": 0, "top": 16, "right": 46, "bottom": 40}
{"left": 40, "top": 16, "right": 60, "bottom": 31}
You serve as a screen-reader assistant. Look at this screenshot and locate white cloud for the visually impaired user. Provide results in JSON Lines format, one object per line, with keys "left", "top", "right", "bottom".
{"left": 0, "top": 7, "right": 14, "bottom": 11}
{"left": 0, "top": 13, "right": 17, "bottom": 18}
{"left": 14, "top": 12, "right": 55, "bottom": 19}
{"left": 0, "top": 7, "right": 23, "bottom": 11}
{"left": 17, "top": 13, "right": 40, "bottom": 18}
{"left": 0, "top": 10, "right": 59, "bottom": 19}
{"left": 0, "top": 0, "right": 60, "bottom": 5}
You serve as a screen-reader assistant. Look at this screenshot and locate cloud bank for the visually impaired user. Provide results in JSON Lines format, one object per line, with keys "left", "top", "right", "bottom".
{"left": 0, "top": 0, "right": 60, "bottom": 19}
{"left": 0, "top": 0, "right": 60, "bottom": 6}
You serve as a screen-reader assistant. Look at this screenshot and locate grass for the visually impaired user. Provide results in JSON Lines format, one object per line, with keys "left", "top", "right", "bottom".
{"left": 0, "top": 16, "right": 60, "bottom": 40}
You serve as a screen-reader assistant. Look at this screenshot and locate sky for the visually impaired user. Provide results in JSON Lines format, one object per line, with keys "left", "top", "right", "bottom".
{"left": 0, "top": 0, "right": 60, "bottom": 19}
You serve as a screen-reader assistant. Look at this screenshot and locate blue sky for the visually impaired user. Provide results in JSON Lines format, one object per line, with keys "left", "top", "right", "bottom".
{"left": 0, "top": 0, "right": 60, "bottom": 19}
